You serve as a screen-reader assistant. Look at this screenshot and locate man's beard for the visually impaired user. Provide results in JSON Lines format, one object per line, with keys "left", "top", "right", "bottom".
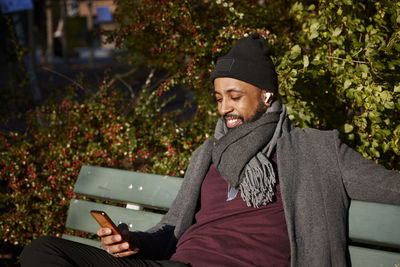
{"left": 250, "top": 99, "right": 268, "bottom": 122}
{"left": 224, "top": 99, "right": 266, "bottom": 129}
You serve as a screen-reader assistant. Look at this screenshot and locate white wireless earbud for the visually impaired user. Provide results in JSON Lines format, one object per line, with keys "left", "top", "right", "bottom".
{"left": 265, "top": 93, "right": 271, "bottom": 104}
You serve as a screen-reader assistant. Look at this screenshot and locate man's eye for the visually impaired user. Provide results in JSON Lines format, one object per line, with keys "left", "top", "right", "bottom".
{"left": 231, "top": 96, "right": 241, "bottom": 100}
{"left": 216, "top": 98, "right": 222, "bottom": 102}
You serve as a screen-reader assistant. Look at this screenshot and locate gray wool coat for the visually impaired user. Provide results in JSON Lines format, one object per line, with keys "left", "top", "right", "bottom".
{"left": 133, "top": 128, "right": 400, "bottom": 266}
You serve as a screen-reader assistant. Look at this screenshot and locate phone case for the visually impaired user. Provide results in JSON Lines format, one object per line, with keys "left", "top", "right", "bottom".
{"left": 90, "top": 210, "right": 121, "bottom": 235}
{"left": 90, "top": 210, "right": 137, "bottom": 253}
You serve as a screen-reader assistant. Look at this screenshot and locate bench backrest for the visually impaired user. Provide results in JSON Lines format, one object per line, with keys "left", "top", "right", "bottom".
{"left": 348, "top": 201, "right": 400, "bottom": 266}
{"left": 63, "top": 165, "right": 182, "bottom": 248}
{"left": 63, "top": 165, "right": 400, "bottom": 266}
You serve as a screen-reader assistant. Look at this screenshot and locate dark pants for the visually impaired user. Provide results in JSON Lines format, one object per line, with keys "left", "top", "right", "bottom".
{"left": 20, "top": 236, "right": 189, "bottom": 267}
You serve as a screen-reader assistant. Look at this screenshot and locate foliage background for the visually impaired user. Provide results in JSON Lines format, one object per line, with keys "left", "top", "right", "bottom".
{"left": 1, "top": 0, "right": 399, "bottom": 247}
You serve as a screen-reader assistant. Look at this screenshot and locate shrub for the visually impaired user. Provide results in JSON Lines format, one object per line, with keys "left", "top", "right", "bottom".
{"left": 276, "top": 1, "right": 400, "bottom": 169}
{"left": 0, "top": 72, "right": 208, "bottom": 246}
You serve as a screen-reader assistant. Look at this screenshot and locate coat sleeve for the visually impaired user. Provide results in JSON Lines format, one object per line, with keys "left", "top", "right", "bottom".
{"left": 128, "top": 225, "right": 176, "bottom": 260}
{"left": 333, "top": 130, "right": 400, "bottom": 204}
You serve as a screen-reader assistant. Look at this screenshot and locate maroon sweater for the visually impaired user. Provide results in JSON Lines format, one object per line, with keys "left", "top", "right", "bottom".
{"left": 170, "top": 156, "right": 290, "bottom": 266}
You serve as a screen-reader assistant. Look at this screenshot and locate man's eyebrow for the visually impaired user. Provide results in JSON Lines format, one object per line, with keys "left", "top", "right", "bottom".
{"left": 214, "top": 88, "right": 244, "bottom": 95}
{"left": 226, "top": 88, "right": 244, "bottom": 93}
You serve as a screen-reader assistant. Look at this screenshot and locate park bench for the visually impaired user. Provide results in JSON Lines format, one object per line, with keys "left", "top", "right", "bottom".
{"left": 63, "top": 165, "right": 400, "bottom": 267}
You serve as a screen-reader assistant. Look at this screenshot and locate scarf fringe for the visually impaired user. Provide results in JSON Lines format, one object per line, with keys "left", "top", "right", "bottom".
{"left": 239, "top": 153, "right": 276, "bottom": 208}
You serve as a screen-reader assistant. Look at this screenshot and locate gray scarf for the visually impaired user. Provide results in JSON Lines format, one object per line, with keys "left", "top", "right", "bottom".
{"left": 212, "top": 100, "right": 291, "bottom": 208}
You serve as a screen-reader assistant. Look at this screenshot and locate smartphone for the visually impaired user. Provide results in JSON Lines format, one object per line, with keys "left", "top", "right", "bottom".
{"left": 90, "top": 210, "right": 138, "bottom": 254}
{"left": 90, "top": 210, "right": 120, "bottom": 234}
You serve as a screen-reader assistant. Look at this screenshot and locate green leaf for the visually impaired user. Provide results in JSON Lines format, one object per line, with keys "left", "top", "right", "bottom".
{"left": 384, "top": 101, "right": 395, "bottom": 109}
{"left": 289, "top": 68, "right": 298, "bottom": 77}
{"left": 382, "top": 142, "right": 390, "bottom": 153}
{"left": 368, "top": 110, "right": 382, "bottom": 123}
{"left": 308, "top": 21, "right": 320, "bottom": 40}
{"left": 394, "top": 85, "right": 400, "bottom": 93}
{"left": 303, "top": 55, "right": 309, "bottom": 68}
{"left": 332, "top": 27, "right": 342, "bottom": 37}
{"left": 290, "top": 45, "right": 301, "bottom": 59}
{"left": 310, "top": 31, "right": 319, "bottom": 39}
{"left": 344, "top": 80, "right": 352, "bottom": 89}
{"left": 370, "top": 147, "right": 380, "bottom": 158}
{"left": 344, "top": 123, "right": 354, "bottom": 133}
{"left": 346, "top": 88, "right": 354, "bottom": 98}
{"left": 310, "top": 22, "right": 320, "bottom": 32}
{"left": 380, "top": 91, "right": 392, "bottom": 101}
{"left": 291, "top": 2, "right": 304, "bottom": 12}
{"left": 354, "top": 93, "right": 363, "bottom": 105}
{"left": 358, "top": 64, "right": 369, "bottom": 74}
{"left": 372, "top": 140, "right": 379, "bottom": 148}
{"left": 373, "top": 61, "right": 385, "bottom": 71}
{"left": 384, "top": 118, "right": 390, "bottom": 125}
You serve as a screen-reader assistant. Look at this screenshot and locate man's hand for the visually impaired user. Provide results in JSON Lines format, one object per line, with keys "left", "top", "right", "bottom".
{"left": 98, "top": 227, "right": 138, "bottom": 258}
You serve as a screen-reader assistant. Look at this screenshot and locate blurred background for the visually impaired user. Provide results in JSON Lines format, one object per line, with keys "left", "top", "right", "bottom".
{"left": 0, "top": 0, "right": 129, "bottom": 133}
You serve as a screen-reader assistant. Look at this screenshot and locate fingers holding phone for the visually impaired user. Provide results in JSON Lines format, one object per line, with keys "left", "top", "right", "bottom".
{"left": 91, "top": 210, "right": 138, "bottom": 258}
{"left": 98, "top": 227, "right": 135, "bottom": 257}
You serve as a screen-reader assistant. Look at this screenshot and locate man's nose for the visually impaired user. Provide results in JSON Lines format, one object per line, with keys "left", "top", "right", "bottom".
{"left": 219, "top": 99, "right": 233, "bottom": 115}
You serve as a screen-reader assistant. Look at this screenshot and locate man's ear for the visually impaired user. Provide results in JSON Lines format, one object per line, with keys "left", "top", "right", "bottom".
{"left": 262, "top": 90, "right": 274, "bottom": 105}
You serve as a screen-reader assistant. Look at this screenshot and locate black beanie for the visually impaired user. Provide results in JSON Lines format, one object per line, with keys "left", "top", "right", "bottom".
{"left": 210, "top": 33, "right": 278, "bottom": 93}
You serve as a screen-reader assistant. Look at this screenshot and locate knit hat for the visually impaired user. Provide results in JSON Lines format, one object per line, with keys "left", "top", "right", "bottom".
{"left": 210, "top": 33, "right": 278, "bottom": 93}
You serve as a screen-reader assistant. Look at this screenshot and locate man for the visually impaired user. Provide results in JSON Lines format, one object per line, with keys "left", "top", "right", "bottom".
{"left": 21, "top": 33, "right": 400, "bottom": 266}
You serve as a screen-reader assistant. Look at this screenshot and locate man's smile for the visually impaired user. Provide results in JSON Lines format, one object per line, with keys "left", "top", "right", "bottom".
{"left": 224, "top": 115, "right": 244, "bottom": 128}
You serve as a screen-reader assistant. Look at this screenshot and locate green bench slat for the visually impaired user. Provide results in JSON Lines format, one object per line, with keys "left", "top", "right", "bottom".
{"left": 65, "top": 199, "right": 164, "bottom": 234}
{"left": 349, "top": 200, "right": 400, "bottom": 249}
{"left": 349, "top": 245, "right": 400, "bottom": 267}
{"left": 74, "top": 165, "right": 182, "bottom": 210}
{"left": 62, "top": 234, "right": 102, "bottom": 249}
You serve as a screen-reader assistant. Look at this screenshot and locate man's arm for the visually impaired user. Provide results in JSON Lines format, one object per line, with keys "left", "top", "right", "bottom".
{"left": 334, "top": 131, "right": 400, "bottom": 204}
{"left": 96, "top": 223, "right": 175, "bottom": 260}
{"left": 129, "top": 225, "right": 176, "bottom": 260}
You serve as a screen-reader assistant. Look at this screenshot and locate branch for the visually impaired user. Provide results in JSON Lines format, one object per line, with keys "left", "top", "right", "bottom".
{"left": 327, "top": 56, "right": 369, "bottom": 64}
{"left": 107, "top": 68, "right": 138, "bottom": 96}
{"left": 41, "top": 66, "right": 85, "bottom": 90}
